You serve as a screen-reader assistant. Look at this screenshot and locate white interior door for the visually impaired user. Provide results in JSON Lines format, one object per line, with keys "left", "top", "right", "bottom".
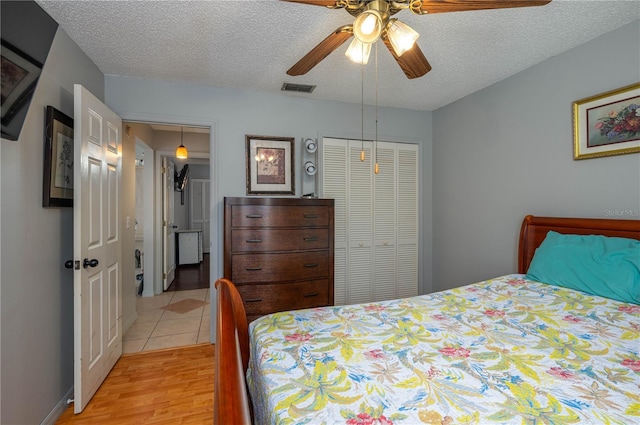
{"left": 396, "top": 143, "right": 419, "bottom": 298}
{"left": 373, "top": 142, "right": 397, "bottom": 301}
{"left": 189, "top": 178, "right": 210, "bottom": 254}
{"left": 320, "top": 138, "right": 348, "bottom": 305}
{"left": 163, "top": 157, "right": 176, "bottom": 290}
{"left": 347, "top": 139, "right": 373, "bottom": 304}
{"left": 73, "top": 84, "right": 122, "bottom": 413}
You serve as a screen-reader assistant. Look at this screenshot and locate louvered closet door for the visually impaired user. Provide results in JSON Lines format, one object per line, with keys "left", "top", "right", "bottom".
{"left": 396, "top": 144, "right": 418, "bottom": 298}
{"left": 347, "top": 140, "right": 373, "bottom": 304}
{"left": 373, "top": 142, "right": 397, "bottom": 301}
{"left": 320, "top": 137, "right": 418, "bottom": 305}
{"left": 321, "top": 139, "right": 349, "bottom": 305}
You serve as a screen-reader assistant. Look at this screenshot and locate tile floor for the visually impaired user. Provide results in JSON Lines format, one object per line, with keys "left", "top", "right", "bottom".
{"left": 123, "top": 288, "right": 211, "bottom": 354}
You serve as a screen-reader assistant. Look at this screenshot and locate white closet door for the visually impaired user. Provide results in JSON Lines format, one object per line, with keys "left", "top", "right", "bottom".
{"left": 347, "top": 139, "right": 373, "bottom": 304}
{"left": 321, "top": 138, "right": 349, "bottom": 305}
{"left": 321, "top": 137, "right": 418, "bottom": 305}
{"left": 396, "top": 144, "right": 419, "bottom": 298}
{"left": 189, "top": 179, "right": 210, "bottom": 254}
{"left": 373, "top": 142, "right": 397, "bottom": 301}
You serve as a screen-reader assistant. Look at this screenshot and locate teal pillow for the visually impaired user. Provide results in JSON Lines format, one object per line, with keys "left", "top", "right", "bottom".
{"left": 525, "top": 231, "right": 640, "bottom": 305}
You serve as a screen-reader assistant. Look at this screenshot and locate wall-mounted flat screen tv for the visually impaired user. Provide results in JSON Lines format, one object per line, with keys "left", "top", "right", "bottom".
{"left": 1, "top": 0, "right": 58, "bottom": 141}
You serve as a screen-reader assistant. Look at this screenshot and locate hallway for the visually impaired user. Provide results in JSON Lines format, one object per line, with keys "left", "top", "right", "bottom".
{"left": 123, "top": 255, "right": 211, "bottom": 353}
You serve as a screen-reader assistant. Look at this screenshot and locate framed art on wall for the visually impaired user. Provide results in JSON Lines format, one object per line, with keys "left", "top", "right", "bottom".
{"left": 573, "top": 82, "right": 640, "bottom": 160}
{"left": 246, "top": 135, "right": 295, "bottom": 195}
{"left": 43, "top": 106, "right": 74, "bottom": 207}
{"left": 1, "top": 41, "right": 42, "bottom": 125}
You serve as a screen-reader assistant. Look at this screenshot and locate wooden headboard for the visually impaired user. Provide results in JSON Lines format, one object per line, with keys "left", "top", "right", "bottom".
{"left": 518, "top": 215, "right": 640, "bottom": 273}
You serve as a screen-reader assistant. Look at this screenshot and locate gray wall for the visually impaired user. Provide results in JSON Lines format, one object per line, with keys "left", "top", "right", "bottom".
{"left": 3, "top": 13, "right": 637, "bottom": 425}
{"left": 0, "top": 29, "right": 104, "bottom": 425}
{"left": 104, "top": 77, "right": 435, "bottom": 297}
{"left": 432, "top": 20, "right": 640, "bottom": 291}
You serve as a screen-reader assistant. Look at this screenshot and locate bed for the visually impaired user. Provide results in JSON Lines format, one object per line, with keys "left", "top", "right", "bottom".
{"left": 214, "top": 215, "right": 640, "bottom": 424}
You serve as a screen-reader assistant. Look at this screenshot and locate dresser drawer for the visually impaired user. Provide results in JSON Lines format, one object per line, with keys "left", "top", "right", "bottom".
{"left": 232, "top": 205, "right": 330, "bottom": 228}
{"left": 231, "top": 228, "right": 329, "bottom": 252}
{"left": 231, "top": 251, "right": 328, "bottom": 283}
{"left": 238, "top": 279, "right": 330, "bottom": 318}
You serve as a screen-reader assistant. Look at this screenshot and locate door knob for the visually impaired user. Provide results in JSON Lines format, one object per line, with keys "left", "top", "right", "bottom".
{"left": 83, "top": 258, "right": 99, "bottom": 268}
{"left": 64, "top": 260, "right": 74, "bottom": 269}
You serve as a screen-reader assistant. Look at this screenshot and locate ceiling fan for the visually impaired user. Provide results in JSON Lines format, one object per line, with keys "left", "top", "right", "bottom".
{"left": 284, "top": 0, "right": 551, "bottom": 79}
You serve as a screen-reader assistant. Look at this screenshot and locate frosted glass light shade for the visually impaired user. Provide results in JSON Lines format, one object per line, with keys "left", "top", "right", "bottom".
{"left": 176, "top": 144, "right": 188, "bottom": 159}
{"left": 345, "top": 37, "right": 371, "bottom": 65}
{"left": 387, "top": 19, "right": 419, "bottom": 56}
{"left": 353, "top": 10, "right": 383, "bottom": 43}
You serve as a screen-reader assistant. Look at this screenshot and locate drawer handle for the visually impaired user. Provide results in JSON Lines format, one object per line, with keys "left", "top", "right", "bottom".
{"left": 246, "top": 214, "right": 263, "bottom": 219}
{"left": 304, "top": 292, "right": 319, "bottom": 298}
{"left": 304, "top": 214, "right": 318, "bottom": 218}
{"left": 303, "top": 237, "right": 318, "bottom": 242}
{"left": 304, "top": 263, "right": 319, "bottom": 268}
{"left": 246, "top": 239, "right": 263, "bottom": 243}
{"left": 245, "top": 298, "right": 262, "bottom": 303}
{"left": 245, "top": 267, "right": 263, "bottom": 271}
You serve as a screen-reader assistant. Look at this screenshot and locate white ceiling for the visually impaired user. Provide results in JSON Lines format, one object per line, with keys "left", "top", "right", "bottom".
{"left": 36, "top": 0, "right": 640, "bottom": 111}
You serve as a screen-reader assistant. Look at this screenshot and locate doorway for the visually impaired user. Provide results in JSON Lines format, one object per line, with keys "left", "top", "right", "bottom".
{"left": 124, "top": 121, "right": 213, "bottom": 353}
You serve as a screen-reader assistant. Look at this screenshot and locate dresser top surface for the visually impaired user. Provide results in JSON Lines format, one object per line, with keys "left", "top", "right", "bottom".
{"left": 224, "top": 197, "right": 334, "bottom": 206}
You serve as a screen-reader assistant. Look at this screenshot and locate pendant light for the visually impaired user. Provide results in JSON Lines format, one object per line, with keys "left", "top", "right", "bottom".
{"left": 175, "top": 126, "right": 188, "bottom": 159}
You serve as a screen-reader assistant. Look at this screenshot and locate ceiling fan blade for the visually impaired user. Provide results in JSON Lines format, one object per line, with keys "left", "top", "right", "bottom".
{"left": 417, "top": 0, "right": 551, "bottom": 14}
{"left": 287, "top": 25, "right": 353, "bottom": 76}
{"left": 281, "top": 0, "right": 339, "bottom": 7}
{"left": 382, "top": 36, "right": 432, "bottom": 79}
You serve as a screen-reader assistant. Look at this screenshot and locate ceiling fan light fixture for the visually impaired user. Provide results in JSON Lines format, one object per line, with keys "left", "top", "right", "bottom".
{"left": 353, "top": 10, "right": 383, "bottom": 43}
{"left": 387, "top": 19, "right": 419, "bottom": 56}
{"left": 345, "top": 37, "right": 371, "bottom": 64}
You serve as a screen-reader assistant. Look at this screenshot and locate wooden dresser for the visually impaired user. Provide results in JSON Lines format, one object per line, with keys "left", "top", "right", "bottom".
{"left": 223, "top": 197, "right": 334, "bottom": 322}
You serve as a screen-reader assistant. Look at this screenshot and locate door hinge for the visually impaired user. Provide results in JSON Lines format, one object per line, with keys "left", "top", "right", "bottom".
{"left": 163, "top": 273, "right": 167, "bottom": 279}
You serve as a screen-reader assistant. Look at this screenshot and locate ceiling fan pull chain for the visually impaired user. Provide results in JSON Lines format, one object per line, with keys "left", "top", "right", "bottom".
{"left": 360, "top": 42, "right": 366, "bottom": 162}
{"left": 374, "top": 41, "right": 379, "bottom": 175}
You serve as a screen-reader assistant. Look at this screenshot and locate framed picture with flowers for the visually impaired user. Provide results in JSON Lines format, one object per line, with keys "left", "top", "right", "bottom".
{"left": 573, "top": 82, "right": 640, "bottom": 160}
{"left": 245, "top": 135, "right": 295, "bottom": 195}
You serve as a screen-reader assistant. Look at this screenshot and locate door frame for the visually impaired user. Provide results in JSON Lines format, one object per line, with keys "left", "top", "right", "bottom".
{"left": 155, "top": 150, "right": 209, "bottom": 295}
{"left": 120, "top": 112, "right": 218, "bottom": 341}
{"left": 135, "top": 137, "right": 155, "bottom": 299}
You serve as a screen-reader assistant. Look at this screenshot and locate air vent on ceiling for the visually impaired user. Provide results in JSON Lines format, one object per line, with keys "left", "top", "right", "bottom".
{"left": 281, "top": 82, "right": 316, "bottom": 93}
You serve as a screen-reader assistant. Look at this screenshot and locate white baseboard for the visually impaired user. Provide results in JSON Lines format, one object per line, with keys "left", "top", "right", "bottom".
{"left": 40, "top": 386, "right": 73, "bottom": 425}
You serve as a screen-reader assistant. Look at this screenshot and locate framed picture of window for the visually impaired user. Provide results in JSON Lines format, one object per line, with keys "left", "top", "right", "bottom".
{"left": 573, "top": 82, "right": 640, "bottom": 160}
{"left": 245, "top": 135, "right": 295, "bottom": 195}
{"left": 43, "top": 106, "right": 74, "bottom": 207}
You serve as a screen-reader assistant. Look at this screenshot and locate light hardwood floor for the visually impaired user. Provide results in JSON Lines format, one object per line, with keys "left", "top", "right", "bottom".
{"left": 55, "top": 344, "right": 214, "bottom": 424}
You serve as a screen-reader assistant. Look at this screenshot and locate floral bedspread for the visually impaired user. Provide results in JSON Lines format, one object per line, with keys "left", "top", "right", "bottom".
{"left": 247, "top": 275, "right": 640, "bottom": 425}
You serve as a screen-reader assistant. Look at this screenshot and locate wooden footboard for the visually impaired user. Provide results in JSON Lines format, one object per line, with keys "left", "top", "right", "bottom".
{"left": 214, "top": 278, "right": 252, "bottom": 424}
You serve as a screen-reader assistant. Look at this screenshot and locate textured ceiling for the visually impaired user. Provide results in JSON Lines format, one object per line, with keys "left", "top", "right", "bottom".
{"left": 36, "top": 0, "right": 640, "bottom": 111}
